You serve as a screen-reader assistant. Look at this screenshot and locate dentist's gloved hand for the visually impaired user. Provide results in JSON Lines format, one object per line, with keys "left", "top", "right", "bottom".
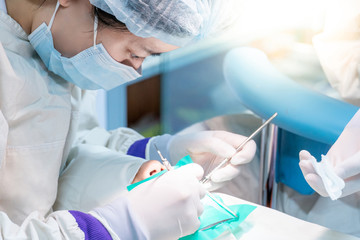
{"left": 168, "top": 130, "right": 256, "bottom": 190}
{"left": 92, "top": 163, "right": 206, "bottom": 240}
{"left": 299, "top": 110, "right": 360, "bottom": 199}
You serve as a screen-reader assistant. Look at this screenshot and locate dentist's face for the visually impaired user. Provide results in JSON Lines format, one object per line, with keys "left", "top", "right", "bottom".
{"left": 33, "top": 0, "right": 178, "bottom": 70}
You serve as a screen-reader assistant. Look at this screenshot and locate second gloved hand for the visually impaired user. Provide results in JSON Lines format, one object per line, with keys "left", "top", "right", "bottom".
{"left": 299, "top": 150, "right": 360, "bottom": 199}
{"left": 299, "top": 110, "right": 360, "bottom": 199}
{"left": 92, "top": 163, "right": 206, "bottom": 240}
{"left": 168, "top": 130, "right": 256, "bottom": 190}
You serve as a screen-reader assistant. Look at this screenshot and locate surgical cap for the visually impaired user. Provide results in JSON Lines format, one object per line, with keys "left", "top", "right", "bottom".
{"left": 89, "top": 0, "right": 239, "bottom": 46}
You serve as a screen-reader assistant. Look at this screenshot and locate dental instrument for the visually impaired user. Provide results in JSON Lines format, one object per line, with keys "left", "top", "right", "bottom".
{"left": 154, "top": 144, "right": 238, "bottom": 218}
{"left": 206, "top": 191, "right": 238, "bottom": 218}
{"left": 154, "top": 144, "right": 173, "bottom": 171}
{"left": 200, "top": 112, "right": 278, "bottom": 185}
{"left": 199, "top": 217, "right": 234, "bottom": 231}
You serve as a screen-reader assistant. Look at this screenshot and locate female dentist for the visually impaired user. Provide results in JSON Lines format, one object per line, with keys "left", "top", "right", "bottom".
{"left": 0, "top": 0, "right": 256, "bottom": 239}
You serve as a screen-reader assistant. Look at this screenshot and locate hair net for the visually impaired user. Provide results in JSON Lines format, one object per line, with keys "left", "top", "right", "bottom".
{"left": 89, "top": 0, "right": 239, "bottom": 46}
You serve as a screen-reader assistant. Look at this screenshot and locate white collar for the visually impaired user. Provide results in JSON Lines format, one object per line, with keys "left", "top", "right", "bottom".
{"left": 0, "top": 0, "right": 7, "bottom": 13}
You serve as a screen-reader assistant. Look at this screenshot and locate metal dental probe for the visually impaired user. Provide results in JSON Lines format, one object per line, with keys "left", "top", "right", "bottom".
{"left": 200, "top": 112, "right": 278, "bottom": 185}
{"left": 154, "top": 144, "right": 173, "bottom": 171}
{"left": 154, "top": 144, "right": 238, "bottom": 218}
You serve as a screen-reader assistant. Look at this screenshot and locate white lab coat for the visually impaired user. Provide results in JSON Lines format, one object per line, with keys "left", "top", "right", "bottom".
{"left": 313, "top": 0, "right": 360, "bottom": 106}
{"left": 0, "top": 10, "right": 147, "bottom": 239}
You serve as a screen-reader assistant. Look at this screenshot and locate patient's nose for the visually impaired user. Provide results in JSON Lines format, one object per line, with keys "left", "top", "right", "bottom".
{"left": 148, "top": 161, "right": 166, "bottom": 177}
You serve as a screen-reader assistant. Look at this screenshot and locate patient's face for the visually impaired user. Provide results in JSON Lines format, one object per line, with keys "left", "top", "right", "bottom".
{"left": 131, "top": 160, "right": 166, "bottom": 184}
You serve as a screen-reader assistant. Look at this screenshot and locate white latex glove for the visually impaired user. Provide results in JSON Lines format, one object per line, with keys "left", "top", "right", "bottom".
{"left": 168, "top": 130, "right": 256, "bottom": 190}
{"left": 92, "top": 163, "right": 206, "bottom": 240}
{"left": 299, "top": 110, "right": 360, "bottom": 199}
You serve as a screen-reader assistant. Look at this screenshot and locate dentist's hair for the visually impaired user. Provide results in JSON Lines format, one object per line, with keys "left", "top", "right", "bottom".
{"left": 94, "top": 7, "right": 128, "bottom": 31}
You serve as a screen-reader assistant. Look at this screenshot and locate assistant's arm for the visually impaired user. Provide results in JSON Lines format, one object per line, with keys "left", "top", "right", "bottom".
{"left": 0, "top": 199, "right": 153, "bottom": 239}
{"left": 313, "top": 0, "right": 360, "bottom": 105}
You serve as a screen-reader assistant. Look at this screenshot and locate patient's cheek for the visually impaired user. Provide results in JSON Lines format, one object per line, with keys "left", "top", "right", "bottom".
{"left": 131, "top": 168, "right": 146, "bottom": 184}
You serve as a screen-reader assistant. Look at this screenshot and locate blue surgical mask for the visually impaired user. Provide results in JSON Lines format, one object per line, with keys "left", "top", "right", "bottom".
{"left": 28, "top": 1, "right": 142, "bottom": 90}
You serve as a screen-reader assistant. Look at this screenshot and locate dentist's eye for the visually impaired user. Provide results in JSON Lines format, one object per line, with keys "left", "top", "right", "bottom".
{"left": 131, "top": 53, "right": 140, "bottom": 59}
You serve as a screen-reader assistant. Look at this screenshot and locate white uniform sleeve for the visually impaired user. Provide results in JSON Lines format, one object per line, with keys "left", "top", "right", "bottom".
{"left": 0, "top": 210, "right": 113, "bottom": 239}
{"left": 0, "top": 45, "right": 118, "bottom": 240}
{"left": 0, "top": 207, "right": 150, "bottom": 240}
{"left": 312, "top": 0, "right": 360, "bottom": 106}
{"left": 54, "top": 144, "right": 145, "bottom": 212}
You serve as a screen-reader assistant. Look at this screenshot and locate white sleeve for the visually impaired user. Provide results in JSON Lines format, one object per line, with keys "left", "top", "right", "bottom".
{"left": 0, "top": 210, "right": 87, "bottom": 239}
{"left": 312, "top": 0, "right": 360, "bottom": 106}
{"left": 0, "top": 43, "right": 114, "bottom": 240}
{"left": 54, "top": 144, "right": 145, "bottom": 212}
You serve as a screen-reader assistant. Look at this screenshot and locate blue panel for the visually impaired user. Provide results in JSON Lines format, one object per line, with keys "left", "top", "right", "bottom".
{"left": 106, "top": 85, "right": 127, "bottom": 130}
{"left": 161, "top": 51, "right": 248, "bottom": 134}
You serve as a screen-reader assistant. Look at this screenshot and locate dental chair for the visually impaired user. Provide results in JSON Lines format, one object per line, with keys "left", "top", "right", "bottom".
{"left": 223, "top": 47, "right": 359, "bottom": 206}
